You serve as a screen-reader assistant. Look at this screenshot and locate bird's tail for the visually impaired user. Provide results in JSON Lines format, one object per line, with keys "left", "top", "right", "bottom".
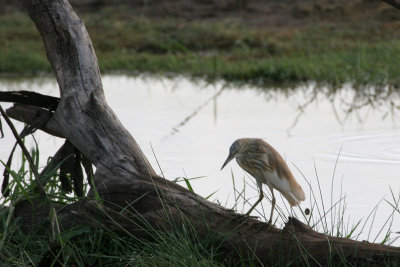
{"left": 280, "top": 182, "right": 305, "bottom": 207}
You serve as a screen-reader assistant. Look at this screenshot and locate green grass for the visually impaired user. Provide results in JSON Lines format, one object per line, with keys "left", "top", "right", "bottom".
{"left": 0, "top": 140, "right": 399, "bottom": 266}
{"left": 0, "top": 146, "right": 234, "bottom": 266}
{"left": 2, "top": 7, "right": 400, "bottom": 86}
{"left": 0, "top": 219, "right": 227, "bottom": 266}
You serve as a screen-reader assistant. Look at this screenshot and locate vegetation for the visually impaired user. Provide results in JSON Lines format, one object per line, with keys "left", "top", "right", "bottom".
{"left": 2, "top": 7, "right": 400, "bottom": 86}
{"left": 0, "top": 147, "right": 232, "bottom": 266}
{"left": 0, "top": 143, "right": 398, "bottom": 266}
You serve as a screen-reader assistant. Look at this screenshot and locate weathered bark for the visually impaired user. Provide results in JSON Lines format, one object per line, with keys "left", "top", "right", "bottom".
{"left": 19, "top": 0, "right": 156, "bottom": 183}
{"left": 6, "top": 104, "right": 62, "bottom": 137}
{"left": 1, "top": 0, "right": 399, "bottom": 265}
{"left": 0, "top": 91, "right": 59, "bottom": 110}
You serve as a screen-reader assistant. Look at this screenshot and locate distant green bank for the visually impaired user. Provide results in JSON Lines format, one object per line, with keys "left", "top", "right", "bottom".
{"left": 2, "top": 8, "right": 400, "bottom": 86}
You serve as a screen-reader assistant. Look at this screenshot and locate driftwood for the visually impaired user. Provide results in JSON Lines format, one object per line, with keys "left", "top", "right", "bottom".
{"left": 1, "top": 0, "right": 400, "bottom": 265}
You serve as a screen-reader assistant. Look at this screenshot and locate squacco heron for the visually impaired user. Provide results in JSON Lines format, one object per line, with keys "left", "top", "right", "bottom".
{"left": 221, "top": 138, "right": 305, "bottom": 224}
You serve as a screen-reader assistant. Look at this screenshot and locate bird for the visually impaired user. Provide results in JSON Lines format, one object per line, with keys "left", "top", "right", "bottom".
{"left": 221, "top": 138, "right": 305, "bottom": 224}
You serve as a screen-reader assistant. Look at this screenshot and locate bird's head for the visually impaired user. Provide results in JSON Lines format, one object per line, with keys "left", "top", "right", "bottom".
{"left": 221, "top": 139, "right": 242, "bottom": 170}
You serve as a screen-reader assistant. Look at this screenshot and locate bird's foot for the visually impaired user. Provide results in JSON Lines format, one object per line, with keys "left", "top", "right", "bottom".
{"left": 254, "top": 221, "right": 274, "bottom": 232}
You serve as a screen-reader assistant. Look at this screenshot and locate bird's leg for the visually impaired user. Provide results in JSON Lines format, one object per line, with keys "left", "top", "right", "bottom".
{"left": 268, "top": 186, "right": 276, "bottom": 227}
{"left": 245, "top": 186, "right": 263, "bottom": 216}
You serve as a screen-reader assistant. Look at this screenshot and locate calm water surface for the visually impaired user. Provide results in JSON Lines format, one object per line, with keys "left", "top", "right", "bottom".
{"left": 0, "top": 75, "right": 399, "bottom": 244}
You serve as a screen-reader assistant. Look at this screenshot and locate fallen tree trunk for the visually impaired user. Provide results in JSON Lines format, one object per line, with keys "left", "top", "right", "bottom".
{"left": 12, "top": 178, "right": 400, "bottom": 266}
{"left": 1, "top": 0, "right": 399, "bottom": 265}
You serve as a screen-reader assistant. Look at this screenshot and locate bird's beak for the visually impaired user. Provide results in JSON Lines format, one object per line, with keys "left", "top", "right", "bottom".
{"left": 221, "top": 153, "right": 234, "bottom": 170}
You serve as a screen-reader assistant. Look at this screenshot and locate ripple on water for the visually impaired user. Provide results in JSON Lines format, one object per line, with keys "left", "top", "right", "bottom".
{"left": 317, "top": 132, "right": 400, "bottom": 164}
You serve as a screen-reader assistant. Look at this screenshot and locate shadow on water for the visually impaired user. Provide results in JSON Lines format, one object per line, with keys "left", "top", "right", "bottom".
{"left": 286, "top": 83, "right": 400, "bottom": 134}
{"left": 1, "top": 74, "right": 400, "bottom": 139}
{"left": 151, "top": 77, "right": 400, "bottom": 140}
{"left": 161, "top": 84, "right": 225, "bottom": 141}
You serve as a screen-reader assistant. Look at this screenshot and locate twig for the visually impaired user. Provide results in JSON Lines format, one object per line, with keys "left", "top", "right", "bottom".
{"left": 0, "top": 105, "right": 60, "bottom": 239}
{"left": 0, "top": 115, "right": 4, "bottom": 138}
{"left": 0, "top": 105, "right": 46, "bottom": 196}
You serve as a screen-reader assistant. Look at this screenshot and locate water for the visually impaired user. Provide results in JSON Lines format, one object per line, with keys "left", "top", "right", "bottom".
{"left": 0, "top": 75, "right": 399, "bottom": 244}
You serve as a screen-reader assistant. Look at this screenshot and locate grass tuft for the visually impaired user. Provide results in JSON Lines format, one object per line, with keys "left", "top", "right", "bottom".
{"left": 0, "top": 138, "right": 398, "bottom": 266}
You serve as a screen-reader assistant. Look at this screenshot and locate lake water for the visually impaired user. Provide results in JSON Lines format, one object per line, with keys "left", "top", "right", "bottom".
{"left": 0, "top": 75, "right": 399, "bottom": 245}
